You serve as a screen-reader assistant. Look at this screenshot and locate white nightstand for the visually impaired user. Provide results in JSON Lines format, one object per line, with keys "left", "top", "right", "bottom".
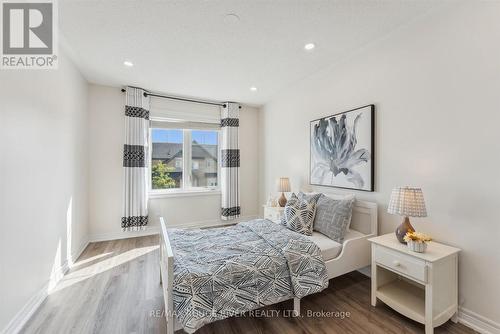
{"left": 368, "top": 234, "right": 461, "bottom": 334}
{"left": 263, "top": 205, "right": 284, "bottom": 223}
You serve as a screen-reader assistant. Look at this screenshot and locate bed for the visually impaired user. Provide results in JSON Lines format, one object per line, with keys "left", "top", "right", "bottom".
{"left": 159, "top": 197, "right": 377, "bottom": 334}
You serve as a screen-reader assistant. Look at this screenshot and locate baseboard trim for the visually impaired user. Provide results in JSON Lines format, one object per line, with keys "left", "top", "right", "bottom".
{"left": 69, "top": 237, "right": 90, "bottom": 266}
{"left": 1, "top": 282, "right": 49, "bottom": 334}
{"left": 1, "top": 257, "right": 74, "bottom": 334}
{"left": 88, "top": 215, "right": 259, "bottom": 243}
{"left": 1, "top": 235, "right": 93, "bottom": 334}
{"left": 458, "top": 307, "right": 500, "bottom": 334}
{"left": 89, "top": 226, "right": 161, "bottom": 242}
{"left": 357, "top": 266, "right": 371, "bottom": 278}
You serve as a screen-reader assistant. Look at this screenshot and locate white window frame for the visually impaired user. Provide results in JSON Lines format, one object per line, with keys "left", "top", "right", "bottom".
{"left": 149, "top": 125, "right": 221, "bottom": 198}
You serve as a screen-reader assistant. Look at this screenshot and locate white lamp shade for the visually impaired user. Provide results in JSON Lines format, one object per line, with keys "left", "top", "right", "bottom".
{"left": 388, "top": 187, "right": 427, "bottom": 217}
{"left": 277, "top": 177, "right": 291, "bottom": 192}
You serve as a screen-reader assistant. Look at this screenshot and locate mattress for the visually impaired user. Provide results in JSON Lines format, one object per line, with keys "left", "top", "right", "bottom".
{"left": 308, "top": 229, "right": 365, "bottom": 261}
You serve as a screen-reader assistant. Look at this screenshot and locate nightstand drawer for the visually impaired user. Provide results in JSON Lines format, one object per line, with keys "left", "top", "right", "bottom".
{"left": 374, "top": 245, "right": 427, "bottom": 282}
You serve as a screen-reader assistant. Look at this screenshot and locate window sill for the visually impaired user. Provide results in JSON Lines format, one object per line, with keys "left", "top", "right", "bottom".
{"left": 149, "top": 189, "right": 221, "bottom": 199}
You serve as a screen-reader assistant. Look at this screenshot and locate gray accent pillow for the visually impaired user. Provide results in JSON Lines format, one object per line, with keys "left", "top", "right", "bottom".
{"left": 281, "top": 193, "right": 322, "bottom": 236}
{"left": 299, "top": 192, "right": 355, "bottom": 243}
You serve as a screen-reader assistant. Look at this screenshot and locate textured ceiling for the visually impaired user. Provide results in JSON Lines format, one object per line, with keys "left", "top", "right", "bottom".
{"left": 60, "top": 0, "right": 441, "bottom": 105}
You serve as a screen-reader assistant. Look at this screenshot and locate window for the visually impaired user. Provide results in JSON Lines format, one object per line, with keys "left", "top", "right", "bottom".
{"left": 151, "top": 129, "right": 183, "bottom": 189}
{"left": 150, "top": 126, "right": 219, "bottom": 193}
{"left": 191, "top": 130, "right": 219, "bottom": 188}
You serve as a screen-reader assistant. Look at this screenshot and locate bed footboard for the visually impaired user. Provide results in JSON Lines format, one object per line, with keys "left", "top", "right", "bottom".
{"left": 293, "top": 297, "right": 301, "bottom": 317}
{"left": 325, "top": 234, "right": 375, "bottom": 279}
{"left": 159, "top": 218, "right": 175, "bottom": 334}
{"left": 323, "top": 199, "right": 378, "bottom": 279}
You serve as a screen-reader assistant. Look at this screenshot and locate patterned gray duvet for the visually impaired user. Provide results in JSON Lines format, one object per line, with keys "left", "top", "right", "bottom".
{"left": 168, "top": 218, "right": 329, "bottom": 333}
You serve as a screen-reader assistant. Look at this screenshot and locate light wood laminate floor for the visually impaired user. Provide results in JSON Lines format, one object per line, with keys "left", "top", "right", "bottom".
{"left": 22, "top": 235, "right": 476, "bottom": 334}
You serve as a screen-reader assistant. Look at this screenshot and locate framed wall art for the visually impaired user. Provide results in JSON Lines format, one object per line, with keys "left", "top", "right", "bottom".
{"left": 310, "top": 104, "right": 374, "bottom": 192}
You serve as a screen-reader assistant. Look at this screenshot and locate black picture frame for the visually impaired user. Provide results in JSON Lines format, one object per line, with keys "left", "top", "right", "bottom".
{"left": 309, "top": 104, "right": 375, "bottom": 192}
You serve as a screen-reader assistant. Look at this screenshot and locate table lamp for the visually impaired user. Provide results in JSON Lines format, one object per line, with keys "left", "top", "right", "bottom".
{"left": 388, "top": 186, "right": 427, "bottom": 243}
{"left": 277, "top": 177, "right": 291, "bottom": 207}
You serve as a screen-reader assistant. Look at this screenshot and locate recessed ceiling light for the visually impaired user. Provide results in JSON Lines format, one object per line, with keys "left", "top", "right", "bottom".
{"left": 250, "top": 86, "right": 257, "bottom": 92}
{"left": 223, "top": 13, "right": 240, "bottom": 24}
{"left": 304, "top": 43, "right": 315, "bottom": 51}
{"left": 123, "top": 60, "right": 133, "bottom": 67}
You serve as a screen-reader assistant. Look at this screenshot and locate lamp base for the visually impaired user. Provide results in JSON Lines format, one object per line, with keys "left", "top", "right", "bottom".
{"left": 278, "top": 192, "right": 287, "bottom": 207}
{"left": 395, "top": 216, "right": 415, "bottom": 244}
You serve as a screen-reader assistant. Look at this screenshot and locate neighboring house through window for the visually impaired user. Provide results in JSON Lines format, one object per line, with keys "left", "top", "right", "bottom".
{"left": 151, "top": 126, "right": 219, "bottom": 193}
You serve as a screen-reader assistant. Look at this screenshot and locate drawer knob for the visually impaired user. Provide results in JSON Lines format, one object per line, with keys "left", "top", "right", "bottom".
{"left": 393, "top": 260, "right": 400, "bottom": 267}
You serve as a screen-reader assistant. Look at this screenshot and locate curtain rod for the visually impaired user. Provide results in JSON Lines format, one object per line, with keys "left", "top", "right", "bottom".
{"left": 120, "top": 88, "right": 241, "bottom": 109}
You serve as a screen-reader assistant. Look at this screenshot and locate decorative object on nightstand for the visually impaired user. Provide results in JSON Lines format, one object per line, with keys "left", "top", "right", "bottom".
{"left": 369, "top": 234, "right": 461, "bottom": 334}
{"left": 277, "top": 177, "right": 291, "bottom": 207}
{"left": 263, "top": 205, "right": 285, "bottom": 223}
{"left": 388, "top": 187, "right": 427, "bottom": 244}
{"left": 266, "top": 193, "right": 277, "bottom": 207}
{"left": 404, "top": 231, "right": 432, "bottom": 253}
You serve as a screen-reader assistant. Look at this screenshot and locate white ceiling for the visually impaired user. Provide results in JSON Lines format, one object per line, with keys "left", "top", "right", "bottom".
{"left": 60, "top": 0, "right": 441, "bottom": 105}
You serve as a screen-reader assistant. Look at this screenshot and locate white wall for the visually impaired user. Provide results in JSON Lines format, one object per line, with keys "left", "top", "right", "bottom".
{"left": 88, "top": 84, "right": 260, "bottom": 240}
{"left": 0, "top": 49, "right": 89, "bottom": 331}
{"left": 259, "top": 2, "right": 500, "bottom": 325}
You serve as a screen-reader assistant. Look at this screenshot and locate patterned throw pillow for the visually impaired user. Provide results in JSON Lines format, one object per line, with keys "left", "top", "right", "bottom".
{"left": 308, "top": 194, "right": 355, "bottom": 243}
{"left": 281, "top": 193, "right": 322, "bottom": 236}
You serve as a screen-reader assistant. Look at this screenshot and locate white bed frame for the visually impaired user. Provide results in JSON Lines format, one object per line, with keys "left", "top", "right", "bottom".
{"left": 324, "top": 199, "right": 378, "bottom": 278}
{"left": 159, "top": 199, "right": 378, "bottom": 334}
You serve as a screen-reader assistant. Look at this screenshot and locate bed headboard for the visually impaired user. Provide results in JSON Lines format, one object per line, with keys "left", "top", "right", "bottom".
{"left": 350, "top": 200, "right": 378, "bottom": 235}
{"left": 321, "top": 193, "right": 378, "bottom": 236}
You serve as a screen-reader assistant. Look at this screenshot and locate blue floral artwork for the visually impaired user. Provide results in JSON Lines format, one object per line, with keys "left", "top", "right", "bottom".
{"left": 310, "top": 105, "right": 374, "bottom": 191}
